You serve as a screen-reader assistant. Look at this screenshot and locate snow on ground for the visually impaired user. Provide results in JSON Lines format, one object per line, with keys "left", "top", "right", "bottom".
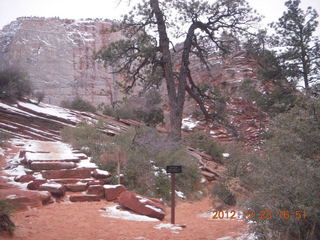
{"left": 77, "top": 159, "right": 97, "bottom": 168}
{"left": 222, "top": 153, "right": 230, "bottom": 158}
{"left": 153, "top": 223, "right": 183, "bottom": 234}
{"left": 18, "top": 101, "right": 80, "bottom": 122}
{"left": 100, "top": 205, "right": 159, "bottom": 222}
{"left": 103, "top": 185, "right": 122, "bottom": 189}
{"left": 175, "top": 190, "right": 186, "bottom": 199}
{"left": 181, "top": 117, "right": 200, "bottom": 130}
{"left": 24, "top": 140, "right": 82, "bottom": 162}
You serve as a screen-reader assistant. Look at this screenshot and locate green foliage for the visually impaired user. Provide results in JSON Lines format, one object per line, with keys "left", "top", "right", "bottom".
{"left": 103, "top": 89, "right": 164, "bottom": 126}
{"left": 0, "top": 200, "right": 15, "bottom": 235}
{"left": 270, "top": 0, "right": 320, "bottom": 88}
{"left": 61, "top": 97, "right": 96, "bottom": 113}
{"left": 0, "top": 131, "right": 11, "bottom": 147}
{"left": 114, "top": 127, "right": 202, "bottom": 200}
{"left": 243, "top": 97, "right": 320, "bottom": 240}
{"left": 33, "top": 91, "right": 45, "bottom": 104}
{"left": 212, "top": 182, "right": 236, "bottom": 206}
{"left": 184, "top": 131, "right": 224, "bottom": 163}
{"left": 0, "top": 69, "right": 32, "bottom": 101}
{"left": 61, "top": 122, "right": 112, "bottom": 162}
{"left": 240, "top": 78, "right": 297, "bottom": 116}
{"left": 61, "top": 123, "right": 201, "bottom": 200}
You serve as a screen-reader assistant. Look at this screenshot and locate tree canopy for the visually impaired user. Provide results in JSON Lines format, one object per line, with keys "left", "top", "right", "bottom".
{"left": 97, "top": 0, "right": 260, "bottom": 139}
{"left": 271, "top": 0, "right": 320, "bottom": 90}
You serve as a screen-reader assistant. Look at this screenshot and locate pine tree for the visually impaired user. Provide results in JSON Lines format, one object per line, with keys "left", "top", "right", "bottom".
{"left": 271, "top": 0, "right": 320, "bottom": 90}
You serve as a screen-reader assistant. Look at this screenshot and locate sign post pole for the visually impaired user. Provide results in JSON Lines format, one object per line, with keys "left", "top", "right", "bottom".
{"left": 166, "top": 165, "right": 182, "bottom": 225}
{"left": 171, "top": 172, "right": 176, "bottom": 224}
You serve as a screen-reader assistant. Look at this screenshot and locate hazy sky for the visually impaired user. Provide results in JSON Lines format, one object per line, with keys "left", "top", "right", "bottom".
{"left": 0, "top": 0, "right": 320, "bottom": 32}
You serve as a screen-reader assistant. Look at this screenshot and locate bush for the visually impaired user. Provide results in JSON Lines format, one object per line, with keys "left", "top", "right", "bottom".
{"left": 243, "top": 98, "right": 320, "bottom": 240}
{"left": 0, "top": 69, "right": 32, "bottom": 101}
{"left": 0, "top": 200, "right": 15, "bottom": 235}
{"left": 212, "top": 182, "right": 236, "bottom": 206}
{"left": 103, "top": 89, "right": 164, "bottom": 126}
{"left": 33, "top": 91, "right": 45, "bottom": 104}
{"left": 61, "top": 97, "right": 96, "bottom": 113}
{"left": 114, "top": 127, "right": 202, "bottom": 200}
{"left": 0, "top": 131, "right": 11, "bottom": 147}
{"left": 240, "top": 78, "right": 297, "bottom": 116}
{"left": 184, "top": 131, "right": 224, "bottom": 163}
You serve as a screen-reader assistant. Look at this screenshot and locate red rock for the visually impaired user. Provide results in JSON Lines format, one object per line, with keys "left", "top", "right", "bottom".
{"left": 42, "top": 169, "right": 92, "bottom": 179}
{"left": 118, "top": 191, "right": 165, "bottom": 220}
{"left": 14, "top": 174, "right": 35, "bottom": 183}
{"left": 65, "top": 183, "right": 88, "bottom": 192}
{"left": 91, "top": 169, "right": 111, "bottom": 179}
{"left": 38, "top": 191, "right": 54, "bottom": 205}
{"left": 104, "top": 184, "right": 126, "bottom": 201}
{"left": 38, "top": 183, "right": 66, "bottom": 197}
{"left": 69, "top": 194, "right": 100, "bottom": 202}
{"left": 27, "top": 179, "right": 47, "bottom": 190}
{"left": 87, "top": 185, "right": 104, "bottom": 197}
{"left": 87, "top": 179, "right": 110, "bottom": 185}
{"left": 30, "top": 161, "right": 76, "bottom": 170}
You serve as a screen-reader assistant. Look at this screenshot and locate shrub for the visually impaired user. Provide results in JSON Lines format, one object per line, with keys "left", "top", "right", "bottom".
{"left": 243, "top": 98, "right": 320, "bottom": 240}
{"left": 102, "top": 89, "right": 164, "bottom": 126}
{"left": 184, "top": 131, "right": 224, "bottom": 163}
{"left": 61, "top": 97, "right": 96, "bottom": 113}
{"left": 212, "top": 182, "right": 236, "bottom": 206}
{"left": 0, "top": 69, "right": 32, "bottom": 101}
{"left": 0, "top": 200, "right": 15, "bottom": 235}
{"left": 114, "top": 127, "right": 202, "bottom": 200}
{"left": 0, "top": 131, "right": 11, "bottom": 147}
{"left": 33, "top": 91, "right": 45, "bottom": 104}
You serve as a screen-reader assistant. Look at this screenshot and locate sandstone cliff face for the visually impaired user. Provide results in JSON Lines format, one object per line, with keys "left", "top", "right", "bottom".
{"left": 0, "top": 17, "right": 123, "bottom": 105}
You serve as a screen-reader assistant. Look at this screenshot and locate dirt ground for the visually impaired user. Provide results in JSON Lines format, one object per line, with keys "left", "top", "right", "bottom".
{"left": 1, "top": 198, "right": 248, "bottom": 240}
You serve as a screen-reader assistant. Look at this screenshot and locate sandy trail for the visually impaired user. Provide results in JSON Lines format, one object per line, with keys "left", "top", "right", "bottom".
{"left": 1, "top": 198, "right": 247, "bottom": 240}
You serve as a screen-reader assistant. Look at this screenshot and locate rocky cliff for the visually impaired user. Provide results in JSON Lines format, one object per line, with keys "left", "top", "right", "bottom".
{"left": 0, "top": 17, "right": 123, "bottom": 105}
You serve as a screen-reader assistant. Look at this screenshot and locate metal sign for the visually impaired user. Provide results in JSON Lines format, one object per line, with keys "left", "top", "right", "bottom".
{"left": 166, "top": 165, "right": 182, "bottom": 174}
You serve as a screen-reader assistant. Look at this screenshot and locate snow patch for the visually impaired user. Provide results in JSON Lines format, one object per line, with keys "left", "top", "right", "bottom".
{"left": 181, "top": 117, "right": 199, "bottom": 130}
{"left": 145, "top": 205, "right": 164, "bottom": 214}
{"left": 153, "top": 223, "right": 182, "bottom": 231}
{"left": 175, "top": 190, "right": 186, "bottom": 199}
{"left": 100, "top": 205, "right": 159, "bottom": 222}
{"left": 77, "top": 159, "right": 97, "bottom": 168}
{"left": 103, "top": 184, "right": 122, "bottom": 189}
{"left": 222, "top": 153, "right": 230, "bottom": 158}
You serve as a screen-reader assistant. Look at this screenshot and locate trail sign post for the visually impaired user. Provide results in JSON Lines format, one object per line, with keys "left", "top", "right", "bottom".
{"left": 166, "top": 165, "right": 182, "bottom": 224}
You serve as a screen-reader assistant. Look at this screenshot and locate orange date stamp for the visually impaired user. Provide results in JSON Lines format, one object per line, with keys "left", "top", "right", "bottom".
{"left": 209, "top": 209, "right": 307, "bottom": 220}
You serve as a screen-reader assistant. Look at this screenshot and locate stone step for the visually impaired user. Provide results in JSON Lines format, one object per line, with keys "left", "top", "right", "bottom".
{"left": 65, "top": 183, "right": 88, "bottom": 192}
{"left": 42, "top": 169, "right": 93, "bottom": 179}
{"left": 69, "top": 194, "right": 101, "bottom": 202}
{"left": 29, "top": 161, "right": 76, "bottom": 170}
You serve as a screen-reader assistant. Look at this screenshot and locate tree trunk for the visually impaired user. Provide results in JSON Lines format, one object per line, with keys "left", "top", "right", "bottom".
{"left": 150, "top": 0, "right": 183, "bottom": 140}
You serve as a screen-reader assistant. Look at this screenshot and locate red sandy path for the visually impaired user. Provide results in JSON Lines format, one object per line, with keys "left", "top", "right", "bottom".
{"left": 2, "top": 198, "right": 248, "bottom": 240}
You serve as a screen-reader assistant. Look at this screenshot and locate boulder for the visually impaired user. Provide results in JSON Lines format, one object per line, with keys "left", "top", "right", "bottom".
{"left": 65, "top": 183, "right": 88, "bottom": 192}
{"left": 69, "top": 194, "right": 100, "bottom": 202}
{"left": 118, "top": 191, "right": 165, "bottom": 220}
{"left": 87, "top": 185, "right": 104, "bottom": 197}
{"left": 30, "top": 161, "right": 76, "bottom": 170}
{"left": 27, "top": 179, "right": 47, "bottom": 190}
{"left": 91, "top": 169, "right": 111, "bottom": 179}
{"left": 38, "top": 183, "right": 65, "bottom": 197}
{"left": 14, "top": 174, "right": 35, "bottom": 183}
{"left": 104, "top": 184, "right": 126, "bottom": 201}
{"left": 42, "top": 169, "right": 92, "bottom": 179}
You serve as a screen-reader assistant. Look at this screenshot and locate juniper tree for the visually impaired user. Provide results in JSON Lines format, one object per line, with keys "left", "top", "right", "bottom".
{"left": 97, "top": 0, "right": 259, "bottom": 140}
